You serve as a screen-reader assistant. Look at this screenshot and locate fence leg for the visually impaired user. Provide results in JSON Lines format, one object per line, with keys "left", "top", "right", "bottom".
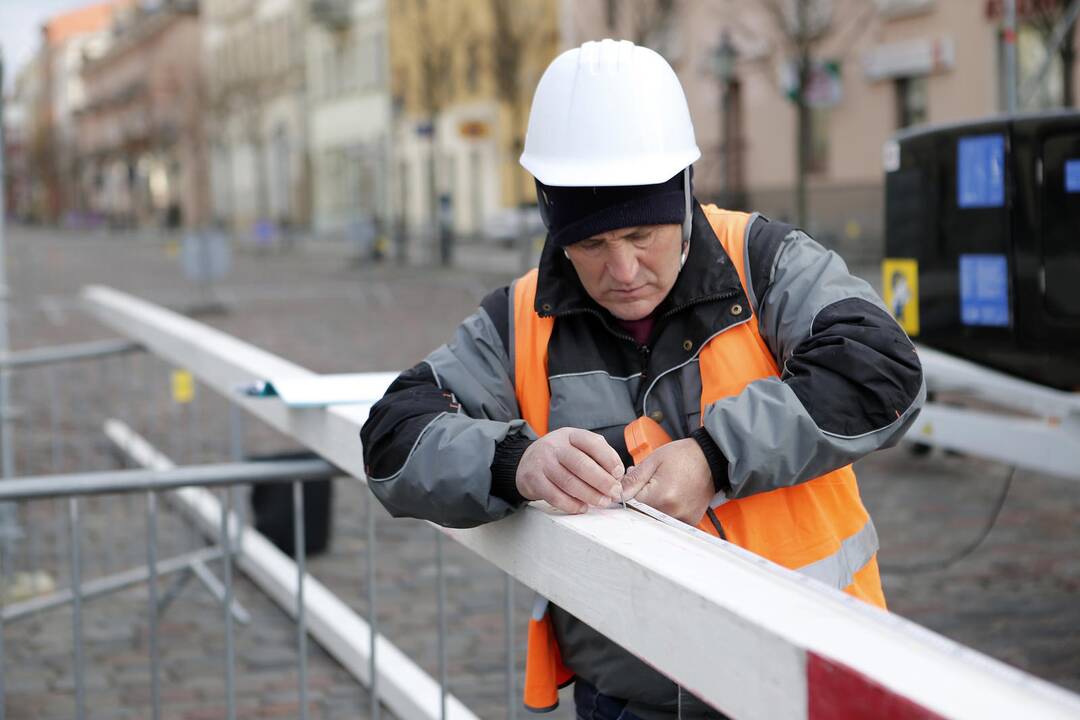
{"left": 436, "top": 529, "right": 447, "bottom": 720}
{"left": 0, "top": 537, "right": 6, "bottom": 720}
{"left": 228, "top": 404, "right": 245, "bottom": 563}
{"left": 98, "top": 360, "right": 116, "bottom": 574}
{"left": 294, "top": 481, "right": 308, "bottom": 720}
{"left": 367, "top": 489, "right": 379, "bottom": 720}
{"left": 69, "top": 497, "right": 85, "bottom": 720}
{"left": 505, "top": 573, "right": 516, "bottom": 719}
{"left": 221, "top": 486, "right": 237, "bottom": 720}
{"left": 147, "top": 491, "right": 161, "bottom": 720}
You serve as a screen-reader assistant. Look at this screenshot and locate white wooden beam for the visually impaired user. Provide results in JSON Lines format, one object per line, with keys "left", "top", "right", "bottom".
{"left": 909, "top": 403, "right": 1080, "bottom": 480}
{"left": 917, "top": 344, "right": 1080, "bottom": 421}
{"left": 83, "top": 285, "right": 1080, "bottom": 720}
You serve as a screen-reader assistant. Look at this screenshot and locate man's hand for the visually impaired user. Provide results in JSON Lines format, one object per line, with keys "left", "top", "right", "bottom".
{"left": 515, "top": 428, "right": 625, "bottom": 515}
{"left": 620, "top": 438, "right": 714, "bottom": 525}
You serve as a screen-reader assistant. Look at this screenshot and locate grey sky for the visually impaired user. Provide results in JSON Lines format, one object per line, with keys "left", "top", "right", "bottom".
{"left": 0, "top": 0, "right": 95, "bottom": 92}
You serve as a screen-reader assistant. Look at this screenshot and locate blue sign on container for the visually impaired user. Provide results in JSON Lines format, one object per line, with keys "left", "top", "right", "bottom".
{"left": 959, "top": 254, "right": 1010, "bottom": 327}
{"left": 957, "top": 135, "right": 1005, "bottom": 208}
{"left": 1066, "top": 159, "right": 1080, "bottom": 193}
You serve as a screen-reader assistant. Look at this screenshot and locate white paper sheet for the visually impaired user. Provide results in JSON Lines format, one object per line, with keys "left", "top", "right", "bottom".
{"left": 239, "top": 372, "right": 399, "bottom": 408}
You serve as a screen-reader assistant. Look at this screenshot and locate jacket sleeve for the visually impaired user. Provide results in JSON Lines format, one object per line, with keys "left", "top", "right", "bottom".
{"left": 696, "top": 217, "right": 926, "bottom": 500}
{"left": 360, "top": 286, "right": 533, "bottom": 528}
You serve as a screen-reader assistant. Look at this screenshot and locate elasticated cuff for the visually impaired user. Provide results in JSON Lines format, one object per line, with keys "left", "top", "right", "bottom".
{"left": 490, "top": 433, "right": 532, "bottom": 504}
{"left": 691, "top": 426, "right": 731, "bottom": 495}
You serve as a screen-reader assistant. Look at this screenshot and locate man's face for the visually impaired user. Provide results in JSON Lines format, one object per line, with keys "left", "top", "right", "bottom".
{"left": 564, "top": 224, "right": 683, "bottom": 321}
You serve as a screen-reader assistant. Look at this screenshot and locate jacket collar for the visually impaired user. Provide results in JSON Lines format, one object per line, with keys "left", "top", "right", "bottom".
{"left": 534, "top": 201, "right": 745, "bottom": 319}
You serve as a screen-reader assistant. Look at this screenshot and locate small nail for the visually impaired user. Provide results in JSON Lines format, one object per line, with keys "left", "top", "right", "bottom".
{"left": 613, "top": 465, "right": 625, "bottom": 480}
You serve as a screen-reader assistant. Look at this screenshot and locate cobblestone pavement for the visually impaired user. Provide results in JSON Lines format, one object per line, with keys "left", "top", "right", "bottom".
{"left": 0, "top": 227, "right": 1077, "bottom": 720}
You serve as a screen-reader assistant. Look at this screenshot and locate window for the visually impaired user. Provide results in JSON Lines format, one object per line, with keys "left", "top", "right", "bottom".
{"left": 1016, "top": 24, "right": 1064, "bottom": 111}
{"left": 895, "top": 75, "right": 927, "bottom": 129}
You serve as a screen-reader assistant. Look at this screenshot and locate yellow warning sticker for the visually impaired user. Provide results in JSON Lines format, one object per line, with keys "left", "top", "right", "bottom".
{"left": 882, "top": 258, "right": 919, "bottom": 336}
{"left": 171, "top": 370, "right": 195, "bottom": 404}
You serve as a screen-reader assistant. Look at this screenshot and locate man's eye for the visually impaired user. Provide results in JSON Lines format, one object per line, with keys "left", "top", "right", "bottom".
{"left": 579, "top": 240, "right": 604, "bottom": 251}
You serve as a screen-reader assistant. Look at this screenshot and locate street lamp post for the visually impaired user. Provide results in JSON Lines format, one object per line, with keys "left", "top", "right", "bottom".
{"left": 711, "top": 31, "right": 741, "bottom": 208}
{"left": 1004, "top": 0, "right": 1018, "bottom": 113}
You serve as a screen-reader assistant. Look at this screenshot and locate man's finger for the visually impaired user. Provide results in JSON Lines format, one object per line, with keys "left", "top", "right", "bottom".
{"left": 556, "top": 445, "right": 623, "bottom": 499}
{"left": 621, "top": 457, "right": 659, "bottom": 500}
{"left": 567, "top": 429, "right": 625, "bottom": 480}
{"left": 536, "top": 477, "right": 588, "bottom": 515}
{"left": 549, "top": 461, "right": 618, "bottom": 507}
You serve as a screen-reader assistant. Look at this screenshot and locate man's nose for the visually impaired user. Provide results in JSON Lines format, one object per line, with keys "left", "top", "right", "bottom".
{"left": 606, "top": 243, "right": 639, "bottom": 284}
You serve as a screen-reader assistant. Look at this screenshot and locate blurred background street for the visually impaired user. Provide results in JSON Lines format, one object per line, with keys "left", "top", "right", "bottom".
{"left": 1, "top": 0, "right": 1079, "bottom": 717}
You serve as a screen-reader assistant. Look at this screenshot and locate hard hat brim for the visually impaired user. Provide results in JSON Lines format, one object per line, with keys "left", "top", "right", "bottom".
{"left": 520, "top": 148, "right": 701, "bottom": 188}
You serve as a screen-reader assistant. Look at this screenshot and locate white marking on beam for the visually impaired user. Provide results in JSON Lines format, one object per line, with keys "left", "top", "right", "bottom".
{"left": 103, "top": 419, "right": 479, "bottom": 720}
{"left": 83, "top": 285, "right": 1080, "bottom": 720}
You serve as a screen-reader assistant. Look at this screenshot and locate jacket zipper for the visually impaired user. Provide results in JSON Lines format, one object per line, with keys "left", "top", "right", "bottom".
{"left": 636, "top": 345, "right": 651, "bottom": 410}
{"left": 549, "top": 288, "right": 744, "bottom": 413}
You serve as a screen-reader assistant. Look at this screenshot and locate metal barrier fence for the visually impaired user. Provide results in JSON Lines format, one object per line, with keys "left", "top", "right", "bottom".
{"left": 0, "top": 338, "right": 517, "bottom": 720}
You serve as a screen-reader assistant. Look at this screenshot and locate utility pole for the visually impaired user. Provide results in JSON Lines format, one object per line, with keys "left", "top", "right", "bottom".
{"left": 1005, "top": 0, "right": 1019, "bottom": 113}
{"left": 0, "top": 49, "right": 20, "bottom": 577}
{"left": 381, "top": 0, "right": 398, "bottom": 265}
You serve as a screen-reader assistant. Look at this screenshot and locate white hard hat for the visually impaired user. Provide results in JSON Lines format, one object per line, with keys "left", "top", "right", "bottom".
{"left": 520, "top": 39, "right": 701, "bottom": 188}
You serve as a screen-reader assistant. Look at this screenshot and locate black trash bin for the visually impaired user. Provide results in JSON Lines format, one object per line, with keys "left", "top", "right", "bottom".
{"left": 249, "top": 451, "right": 333, "bottom": 557}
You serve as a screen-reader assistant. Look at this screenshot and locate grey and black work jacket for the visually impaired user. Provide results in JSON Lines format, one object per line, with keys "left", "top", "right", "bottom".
{"left": 360, "top": 202, "right": 925, "bottom": 716}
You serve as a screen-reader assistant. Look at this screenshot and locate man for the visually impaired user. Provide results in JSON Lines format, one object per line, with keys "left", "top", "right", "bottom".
{"left": 361, "top": 40, "right": 924, "bottom": 719}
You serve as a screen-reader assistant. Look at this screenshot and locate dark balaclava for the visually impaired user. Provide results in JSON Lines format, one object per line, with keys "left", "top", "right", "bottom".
{"left": 536, "top": 168, "right": 692, "bottom": 248}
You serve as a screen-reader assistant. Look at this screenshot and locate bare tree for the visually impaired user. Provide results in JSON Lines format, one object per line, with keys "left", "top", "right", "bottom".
{"left": 1025, "top": 0, "right": 1077, "bottom": 107}
{"left": 392, "top": 0, "right": 469, "bottom": 265}
{"left": 742, "top": 0, "right": 878, "bottom": 227}
{"left": 488, "top": 0, "right": 558, "bottom": 266}
{"left": 597, "top": 0, "right": 683, "bottom": 62}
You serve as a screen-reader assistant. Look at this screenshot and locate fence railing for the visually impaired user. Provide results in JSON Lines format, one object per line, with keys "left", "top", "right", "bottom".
{"left": 0, "top": 457, "right": 336, "bottom": 720}
{"left": 0, "top": 328, "right": 486, "bottom": 720}
{"left": 67, "top": 284, "right": 1080, "bottom": 720}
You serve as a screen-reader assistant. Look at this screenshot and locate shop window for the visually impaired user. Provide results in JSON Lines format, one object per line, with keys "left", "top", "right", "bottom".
{"left": 895, "top": 75, "right": 928, "bottom": 129}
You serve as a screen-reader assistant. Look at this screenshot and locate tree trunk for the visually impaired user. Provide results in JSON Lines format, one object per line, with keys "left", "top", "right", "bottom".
{"left": 795, "top": 52, "right": 811, "bottom": 229}
{"left": 428, "top": 124, "right": 450, "bottom": 266}
{"left": 794, "top": 0, "right": 811, "bottom": 229}
{"left": 1062, "top": 40, "right": 1075, "bottom": 107}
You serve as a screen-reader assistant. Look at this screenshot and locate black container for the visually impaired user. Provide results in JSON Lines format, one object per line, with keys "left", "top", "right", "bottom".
{"left": 884, "top": 110, "right": 1080, "bottom": 390}
{"left": 249, "top": 452, "right": 333, "bottom": 557}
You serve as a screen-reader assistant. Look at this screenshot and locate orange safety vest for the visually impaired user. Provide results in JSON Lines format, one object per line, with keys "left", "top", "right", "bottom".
{"left": 513, "top": 206, "right": 886, "bottom": 712}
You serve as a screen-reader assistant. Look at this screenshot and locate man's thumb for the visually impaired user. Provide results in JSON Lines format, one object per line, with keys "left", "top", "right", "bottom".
{"left": 621, "top": 458, "right": 657, "bottom": 500}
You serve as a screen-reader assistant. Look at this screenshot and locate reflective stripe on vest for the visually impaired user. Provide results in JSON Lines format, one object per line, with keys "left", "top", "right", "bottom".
{"left": 512, "top": 206, "right": 886, "bottom": 711}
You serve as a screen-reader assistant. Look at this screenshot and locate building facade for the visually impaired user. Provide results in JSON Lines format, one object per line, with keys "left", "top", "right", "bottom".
{"left": 6, "top": 54, "right": 45, "bottom": 222}
{"left": 38, "top": 0, "right": 131, "bottom": 223}
{"left": 203, "top": 0, "right": 309, "bottom": 238}
{"left": 566, "top": 0, "right": 1080, "bottom": 262}
{"left": 388, "top": 0, "right": 559, "bottom": 259}
{"left": 76, "top": 2, "right": 208, "bottom": 229}
{"left": 306, "top": 0, "right": 391, "bottom": 243}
